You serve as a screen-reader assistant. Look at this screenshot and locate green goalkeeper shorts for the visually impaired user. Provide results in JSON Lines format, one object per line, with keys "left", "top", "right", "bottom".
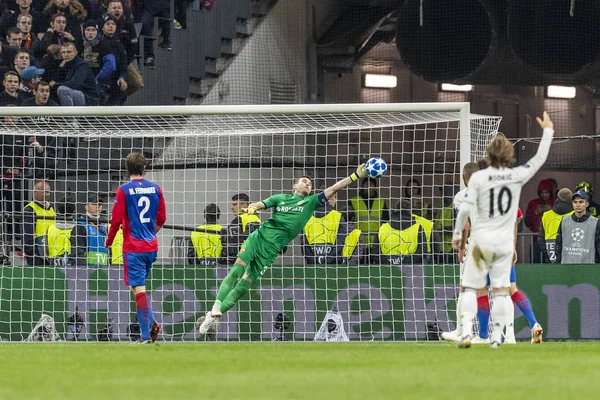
{"left": 237, "top": 231, "right": 280, "bottom": 282}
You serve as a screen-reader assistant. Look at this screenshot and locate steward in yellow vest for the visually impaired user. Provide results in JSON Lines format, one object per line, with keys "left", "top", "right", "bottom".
{"left": 301, "top": 203, "right": 349, "bottom": 265}
{"left": 47, "top": 198, "right": 76, "bottom": 267}
{"left": 348, "top": 178, "right": 389, "bottom": 250}
{"left": 371, "top": 208, "right": 427, "bottom": 265}
{"left": 538, "top": 189, "right": 574, "bottom": 263}
{"left": 22, "top": 180, "right": 55, "bottom": 266}
{"left": 220, "top": 193, "right": 262, "bottom": 264}
{"left": 343, "top": 226, "right": 363, "bottom": 265}
{"left": 189, "top": 203, "right": 225, "bottom": 266}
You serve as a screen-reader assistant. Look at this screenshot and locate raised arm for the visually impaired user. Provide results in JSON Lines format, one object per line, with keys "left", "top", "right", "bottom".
{"left": 323, "top": 164, "right": 367, "bottom": 200}
{"left": 515, "top": 112, "right": 555, "bottom": 184}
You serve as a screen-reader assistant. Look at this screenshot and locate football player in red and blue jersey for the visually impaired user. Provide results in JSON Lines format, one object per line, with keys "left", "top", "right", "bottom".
{"left": 106, "top": 153, "right": 167, "bottom": 344}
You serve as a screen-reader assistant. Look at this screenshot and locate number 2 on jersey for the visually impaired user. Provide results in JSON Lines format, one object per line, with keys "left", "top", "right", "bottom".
{"left": 489, "top": 187, "right": 512, "bottom": 217}
{"left": 138, "top": 196, "right": 151, "bottom": 223}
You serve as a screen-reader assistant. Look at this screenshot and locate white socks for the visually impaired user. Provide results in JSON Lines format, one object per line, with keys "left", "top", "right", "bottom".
{"left": 490, "top": 293, "right": 512, "bottom": 344}
{"left": 460, "top": 290, "right": 477, "bottom": 339}
{"left": 455, "top": 292, "right": 464, "bottom": 335}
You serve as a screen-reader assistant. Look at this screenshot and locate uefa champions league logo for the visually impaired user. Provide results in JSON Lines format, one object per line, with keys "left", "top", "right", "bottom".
{"left": 571, "top": 228, "right": 585, "bottom": 242}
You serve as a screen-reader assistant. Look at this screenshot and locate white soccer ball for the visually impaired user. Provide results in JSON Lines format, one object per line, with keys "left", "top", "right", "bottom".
{"left": 365, "top": 157, "right": 388, "bottom": 178}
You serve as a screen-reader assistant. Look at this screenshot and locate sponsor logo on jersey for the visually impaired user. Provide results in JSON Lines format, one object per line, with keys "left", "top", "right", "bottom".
{"left": 297, "top": 200, "right": 305, "bottom": 206}
{"left": 276, "top": 205, "right": 304, "bottom": 213}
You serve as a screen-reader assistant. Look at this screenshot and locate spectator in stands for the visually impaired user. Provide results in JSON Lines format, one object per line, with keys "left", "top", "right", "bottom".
{"left": 434, "top": 183, "right": 457, "bottom": 264}
{"left": 371, "top": 199, "right": 428, "bottom": 265}
{"left": 140, "top": 0, "right": 171, "bottom": 67}
{"left": 17, "top": 14, "right": 41, "bottom": 53}
{"left": 40, "top": 43, "right": 63, "bottom": 84}
{"left": 71, "top": 193, "right": 109, "bottom": 266}
{"left": 49, "top": 41, "right": 99, "bottom": 105}
{"left": 189, "top": 203, "right": 224, "bottom": 266}
{"left": 0, "top": 70, "right": 21, "bottom": 105}
{"left": 555, "top": 190, "right": 600, "bottom": 264}
{"left": 538, "top": 188, "right": 573, "bottom": 263}
{"left": 46, "top": 195, "right": 76, "bottom": 266}
{"left": 79, "top": 19, "right": 114, "bottom": 95}
{"left": 100, "top": 1, "right": 136, "bottom": 63}
{"left": 38, "top": 12, "right": 75, "bottom": 57}
{"left": 16, "top": 65, "right": 43, "bottom": 100}
{"left": 43, "top": 0, "right": 87, "bottom": 38}
{"left": 574, "top": 181, "right": 600, "bottom": 217}
{"left": 0, "top": 27, "right": 24, "bottom": 67}
{"left": 22, "top": 80, "right": 58, "bottom": 105}
{"left": 13, "top": 49, "right": 32, "bottom": 76}
{"left": 525, "top": 179, "right": 554, "bottom": 263}
{"left": 99, "top": 16, "right": 128, "bottom": 104}
{"left": 1, "top": 0, "right": 46, "bottom": 40}
{"left": 301, "top": 189, "right": 351, "bottom": 265}
{"left": 348, "top": 177, "right": 389, "bottom": 253}
{"left": 22, "top": 179, "right": 55, "bottom": 266}
{"left": 404, "top": 178, "right": 431, "bottom": 220}
{"left": 525, "top": 179, "right": 554, "bottom": 233}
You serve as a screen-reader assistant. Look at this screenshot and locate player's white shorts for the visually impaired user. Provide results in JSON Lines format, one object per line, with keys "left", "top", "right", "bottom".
{"left": 461, "top": 240, "right": 513, "bottom": 289}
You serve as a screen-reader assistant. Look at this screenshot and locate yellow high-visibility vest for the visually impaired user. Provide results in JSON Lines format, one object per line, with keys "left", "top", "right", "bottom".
{"left": 542, "top": 209, "right": 574, "bottom": 240}
{"left": 343, "top": 228, "right": 361, "bottom": 258}
{"left": 378, "top": 222, "right": 420, "bottom": 255}
{"left": 349, "top": 197, "right": 384, "bottom": 247}
{"left": 239, "top": 213, "right": 261, "bottom": 232}
{"left": 47, "top": 223, "right": 73, "bottom": 258}
{"left": 24, "top": 201, "right": 55, "bottom": 238}
{"left": 304, "top": 210, "right": 342, "bottom": 245}
{"left": 435, "top": 204, "right": 454, "bottom": 252}
{"left": 191, "top": 224, "right": 223, "bottom": 258}
{"left": 413, "top": 214, "right": 433, "bottom": 252}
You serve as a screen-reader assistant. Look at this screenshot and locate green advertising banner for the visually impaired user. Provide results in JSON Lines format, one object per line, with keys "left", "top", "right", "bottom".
{"left": 0, "top": 264, "right": 596, "bottom": 341}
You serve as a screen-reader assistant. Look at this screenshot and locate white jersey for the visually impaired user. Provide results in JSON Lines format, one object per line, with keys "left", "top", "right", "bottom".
{"left": 453, "top": 188, "right": 468, "bottom": 214}
{"left": 455, "top": 128, "right": 554, "bottom": 244}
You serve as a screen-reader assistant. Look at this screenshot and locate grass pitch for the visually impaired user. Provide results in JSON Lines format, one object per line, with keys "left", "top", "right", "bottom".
{"left": 1, "top": 342, "right": 599, "bottom": 400}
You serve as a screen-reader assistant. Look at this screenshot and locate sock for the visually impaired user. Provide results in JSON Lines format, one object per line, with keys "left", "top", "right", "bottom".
{"left": 512, "top": 291, "right": 537, "bottom": 329}
{"left": 477, "top": 295, "right": 490, "bottom": 339}
{"left": 460, "top": 290, "right": 477, "bottom": 339}
{"left": 490, "top": 293, "right": 512, "bottom": 345}
{"left": 455, "top": 292, "right": 463, "bottom": 335}
{"left": 220, "top": 278, "right": 252, "bottom": 314}
{"left": 215, "top": 263, "right": 245, "bottom": 305}
{"left": 135, "top": 292, "right": 150, "bottom": 340}
{"left": 505, "top": 297, "right": 515, "bottom": 339}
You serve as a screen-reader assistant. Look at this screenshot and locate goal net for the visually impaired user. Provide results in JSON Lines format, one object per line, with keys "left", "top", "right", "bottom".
{"left": 0, "top": 103, "right": 500, "bottom": 342}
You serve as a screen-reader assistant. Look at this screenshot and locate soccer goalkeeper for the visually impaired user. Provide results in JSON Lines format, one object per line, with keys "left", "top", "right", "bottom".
{"left": 199, "top": 164, "right": 369, "bottom": 334}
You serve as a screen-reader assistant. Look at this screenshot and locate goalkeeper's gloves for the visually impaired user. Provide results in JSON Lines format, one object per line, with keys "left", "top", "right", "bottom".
{"left": 242, "top": 206, "right": 259, "bottom": 215}
{"left": 349, "top": 163, "right": 367, "bottom": 182}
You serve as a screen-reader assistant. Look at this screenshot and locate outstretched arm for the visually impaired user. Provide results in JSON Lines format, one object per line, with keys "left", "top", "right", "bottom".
{"left": 323, "top": 164, "right": 367, "bottom": 200}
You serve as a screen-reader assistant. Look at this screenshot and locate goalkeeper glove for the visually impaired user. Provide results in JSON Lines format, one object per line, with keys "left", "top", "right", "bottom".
{"left": 349, "top": 163, "right": 367, "bottom": 182}
{"left": 242, "top": 206, "right": 259, "bottom": 215}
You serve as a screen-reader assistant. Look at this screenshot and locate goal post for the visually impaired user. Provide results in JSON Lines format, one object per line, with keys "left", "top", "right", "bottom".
{"left": 0, "top": 103, "right": 500, "bottom": 342}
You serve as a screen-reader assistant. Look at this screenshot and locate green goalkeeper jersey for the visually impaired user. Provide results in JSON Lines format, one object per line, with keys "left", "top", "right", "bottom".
{"left": 257, "top": 193, "right": 325, "bottom": 251}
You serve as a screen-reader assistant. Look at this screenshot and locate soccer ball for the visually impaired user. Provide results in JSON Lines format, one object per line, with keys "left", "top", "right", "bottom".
{"left": 365, "top": 157, "right": 388, "bottom": 178}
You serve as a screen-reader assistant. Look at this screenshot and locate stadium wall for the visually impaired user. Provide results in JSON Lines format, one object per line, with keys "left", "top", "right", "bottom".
{"left": 201, "top": 0, "right": 311, "bottom": 105}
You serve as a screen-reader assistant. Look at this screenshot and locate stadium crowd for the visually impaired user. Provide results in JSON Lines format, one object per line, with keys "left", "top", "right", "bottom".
{"left": 0, "top": 0, "right": 216, "bottom": 107}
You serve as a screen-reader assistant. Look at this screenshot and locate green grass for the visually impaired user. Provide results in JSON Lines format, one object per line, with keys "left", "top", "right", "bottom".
{"left": 1, "top": 342, "right": 600, "bottom": 400}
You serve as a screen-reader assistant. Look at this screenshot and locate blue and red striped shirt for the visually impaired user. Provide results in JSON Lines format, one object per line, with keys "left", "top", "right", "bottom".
{"left": 106, "top": 178, "right": 167, "bottom": 253}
